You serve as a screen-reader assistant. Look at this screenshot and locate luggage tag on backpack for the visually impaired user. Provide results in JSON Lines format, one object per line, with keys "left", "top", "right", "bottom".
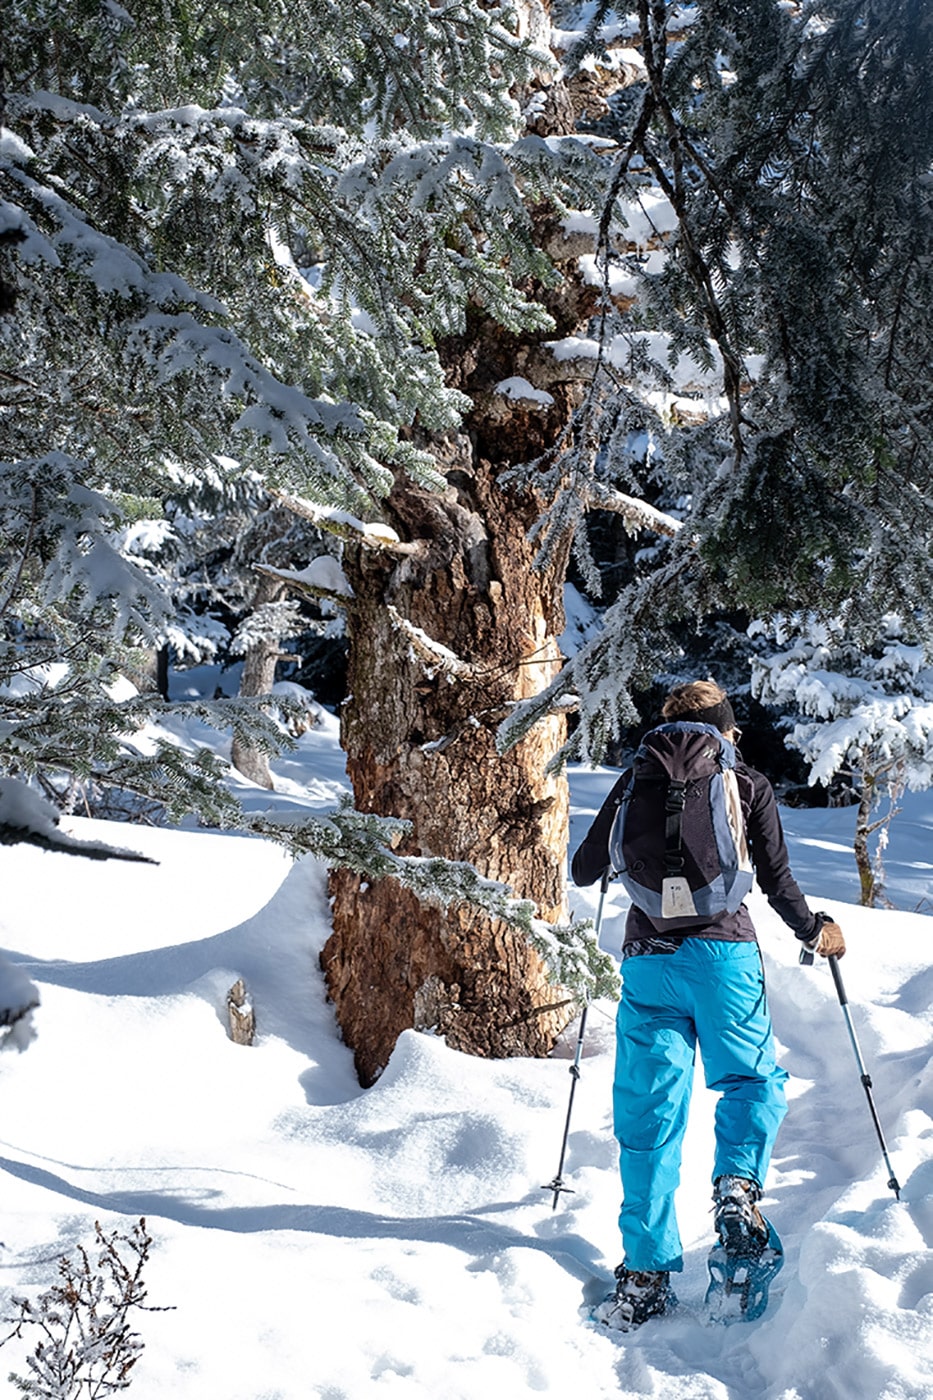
{"left": 661, "top": 876, "right": 698, "bottom": 919}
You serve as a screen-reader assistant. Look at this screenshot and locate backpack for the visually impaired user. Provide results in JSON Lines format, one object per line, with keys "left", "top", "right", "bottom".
{"left": 608, "top": 721, "right": 754, "bottom": 931}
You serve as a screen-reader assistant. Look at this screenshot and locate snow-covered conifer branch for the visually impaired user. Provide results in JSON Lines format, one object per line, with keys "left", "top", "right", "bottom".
{"left": 270, "top": 491, "right": 421, "bottom": 555}
{"left": 495, "top": 665, "right": 580, "bottom": 758}
{"left": 255, "top": 560, "right": 354, "bottom": 608}
{"left": 529, "top": 915, "right": 619, "bottom": 1006}
{"left": 752, "top": 615, "right": 933, "bottom": 904}
{"left": 580, "top": 481, "right": 682, "bottom": 538}
{"left": 497, "top": 555, "right": 689, "bottom": 763}
{"left": 245, "top": 800, "right": 614, "bottom": 1003}
{"left": 0, "top": 672, "right": 300, "bottom": 829}
{"left": 0, "top": 779, "right": 156, "bottom": 863}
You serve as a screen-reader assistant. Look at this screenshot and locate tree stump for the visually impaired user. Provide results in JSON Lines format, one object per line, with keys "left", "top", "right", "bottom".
{"left": 226, "top": 978, "right": 255, "bottom": 1046}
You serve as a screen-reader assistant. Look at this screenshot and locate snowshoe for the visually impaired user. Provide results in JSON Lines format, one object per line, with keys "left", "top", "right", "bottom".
{"left": 706, "top": 1221, "right": 783, "bottom": 1321}
{"left": 705, "top": 1175, "right": 783, "bottom": 1322}
{"left": 591, "top": 1266, "right": 676, "bottom": 1332}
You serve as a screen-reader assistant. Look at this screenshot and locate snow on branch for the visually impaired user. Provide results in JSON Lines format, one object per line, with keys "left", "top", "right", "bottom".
{"left": 752, "top": 624, "right": 933, "bottom": 793}
{"left": 495, "top": 664, "right": 578, "bottom": 757}
{"left": 386, "top": 606, "right": 485, "bottom": 681}
{"left": 245, "top": 800, "right": 533, "bottom": 925}
{"left": 751, "top": 617, "right": 933, "bottom": 904}
{"left": 0, "top": 953, "right": 39, "bottom": 1053}
{"left": 4, "top": 163, "right": 223, "bottom": 313}
{"left": 270, "top": 490, "right": 420, "bottom": 556}
{"left": 580, "top": 481, "right": 682, "bottom": 538}
{"left": 244, "top": 801, "right": 615, "bottom": 1003}
{"left": 130, "top": 314, "right": 362, "bottom": 458}
{"left": 255, "top": 558, "right": 354, "bottom": 607}
{"left": 0, "top": 780, "right": 156, "bottom": 864}
{"left": 498, "top": 558, "right": 689, "bottom": 762}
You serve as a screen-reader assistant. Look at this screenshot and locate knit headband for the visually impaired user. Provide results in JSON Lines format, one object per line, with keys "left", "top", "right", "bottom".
{"left": 683, "top": 699, "right": 736, "bottom": 734}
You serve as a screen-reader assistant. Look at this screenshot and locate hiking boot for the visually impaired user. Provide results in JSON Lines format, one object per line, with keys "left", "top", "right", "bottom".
{"left": 593, "top": 1266, "right": 674, "bottom": 1331}
{"left": 712, "top": 1175, "right": 770, "bottom": 1259}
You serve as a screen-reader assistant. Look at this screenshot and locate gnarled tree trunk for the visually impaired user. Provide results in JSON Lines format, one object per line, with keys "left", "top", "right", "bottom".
{"left": 322, "top": 450, "right": 571, "bottom": 1082}
{"left": 322, "top": 293, "right": 596, "bottom": 1084}
{"left": 320, "top": 11, "right": 609, "bottom": 1085}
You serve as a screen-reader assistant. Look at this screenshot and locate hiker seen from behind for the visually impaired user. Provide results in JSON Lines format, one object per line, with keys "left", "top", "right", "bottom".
{"left": 572, "top": 680, "right": 845, "bottom": 1329}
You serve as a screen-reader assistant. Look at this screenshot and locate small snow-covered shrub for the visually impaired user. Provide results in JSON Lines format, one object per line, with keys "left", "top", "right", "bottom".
{"left": 1, "top": 1219, "right": 169, "bottom": 1398}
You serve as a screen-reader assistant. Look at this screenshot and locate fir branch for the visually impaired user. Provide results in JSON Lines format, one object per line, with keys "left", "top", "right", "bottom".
{"left": 581, "top": 480, "right": 683, "bottom": 538}
{"left": 269, "top": 490, "right": 421, "bottom": 555}
{"left": 254, "top": 562, "right": 352, "bottom": 609}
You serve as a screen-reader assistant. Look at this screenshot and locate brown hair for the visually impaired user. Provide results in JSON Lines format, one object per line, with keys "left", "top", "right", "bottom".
{"left": 661, "top": 680, "right": 729, "bottom": 720}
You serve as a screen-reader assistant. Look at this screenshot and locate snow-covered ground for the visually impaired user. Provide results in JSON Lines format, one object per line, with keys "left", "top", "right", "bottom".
{"left": 1, "top": 708, "right": 931, "bottom": 1398}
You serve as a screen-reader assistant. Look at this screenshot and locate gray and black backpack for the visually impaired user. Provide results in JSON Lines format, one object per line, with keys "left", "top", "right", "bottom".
{"left": 608, "top": 721, "right": 754, "bottom": 930}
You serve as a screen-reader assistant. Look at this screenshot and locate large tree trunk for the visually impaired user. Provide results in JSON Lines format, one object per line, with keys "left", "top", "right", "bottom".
{"left": 322, "top": 295, "right": 596, "bottom": 1084}
{"left": 320, "top": 17, "right": 606, "bottom": 1085}
{"left": 322, "top": 443, "right": 572, "bottom": 1084}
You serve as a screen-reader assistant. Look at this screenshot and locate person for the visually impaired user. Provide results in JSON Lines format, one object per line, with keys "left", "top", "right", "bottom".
{"left": 572, "top": 679, "right": 845, "bottom": 1329}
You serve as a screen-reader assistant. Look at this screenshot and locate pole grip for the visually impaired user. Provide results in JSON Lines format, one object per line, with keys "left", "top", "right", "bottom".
{"left": 828, "top": 953, "right": 848, "bottom": 1005}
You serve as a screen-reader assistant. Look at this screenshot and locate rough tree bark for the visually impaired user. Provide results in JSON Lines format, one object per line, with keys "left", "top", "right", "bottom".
{"left": 320, "top": 11, "right": 627, "bottom": 1086}
{"left": 321, "top": 259, "right": 604, "bottom": 1087}
{"left": 323, "top": 440, "right": 574, "bottom": 1083}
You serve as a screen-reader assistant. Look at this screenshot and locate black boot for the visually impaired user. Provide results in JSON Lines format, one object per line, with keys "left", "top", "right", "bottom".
{"left": 707, "top": 1176, "right": 784, "bottom": 1321}
{"left": 593, "top": 1266, "right": 674, "bottom": 1331}
{"left": 712, "top": 1175, "right": 770, "bottom": 1259}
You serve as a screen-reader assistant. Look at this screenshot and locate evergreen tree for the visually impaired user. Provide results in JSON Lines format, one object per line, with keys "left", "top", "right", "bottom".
{"left": 2, "top": 0, "right": 628, "bottom": 1076}
{"left": 753, "top": 614, "right": 933, "bottom": 906}
{"left": 505, "top": 0, "right": 933, "bottom": 763}
{"left": 19, "top": 0, "right": 925, "bottom": 1077}
{"left": 0, "top": 0, "right": 551, "bottom": 807}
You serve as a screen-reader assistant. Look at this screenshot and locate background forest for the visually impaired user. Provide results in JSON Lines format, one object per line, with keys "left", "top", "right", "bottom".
{"left": 1, "top": 0, "right": 932, "bottom": 1081}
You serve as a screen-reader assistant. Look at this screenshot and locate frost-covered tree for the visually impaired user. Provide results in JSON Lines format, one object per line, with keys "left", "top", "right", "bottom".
{"left": 1, "top": 0, "right": 546, "bottom": 806}
{"left": 21, "top": 0, "right": 926, "bottom": 1082}
{"left": 752, "top": 616, "right": 933, "bottom": 905}
{"left": 365, "top": 0, "right": 932, "bottom": 1069}
{"left": 316, "top": 3, "right": 699, "bottom": 1082}
{"left": 2, "top": 0, "right": 638, "bottom": 1080}
{"left": 505, "top": 0, "right": 933, "bottom": 762}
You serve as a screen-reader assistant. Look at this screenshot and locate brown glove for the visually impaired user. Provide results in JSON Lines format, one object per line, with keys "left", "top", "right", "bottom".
{"left": 805, "top": 919, "right": 846, "bottom": 959}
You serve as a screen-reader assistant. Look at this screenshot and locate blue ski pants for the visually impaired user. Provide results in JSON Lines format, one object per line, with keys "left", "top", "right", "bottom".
{"left": 613, "top": 938, "right": 788, "bottom": 1273}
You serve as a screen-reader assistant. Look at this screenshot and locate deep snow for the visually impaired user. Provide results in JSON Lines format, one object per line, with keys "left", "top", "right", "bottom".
{"left": 0, "top": 707, "right": 931, "bottom": 1398}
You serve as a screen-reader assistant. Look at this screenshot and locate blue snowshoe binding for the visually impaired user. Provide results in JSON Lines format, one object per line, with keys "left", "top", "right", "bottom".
{"left": 705, "top": 1175, "right": 783, "bottom": 1323}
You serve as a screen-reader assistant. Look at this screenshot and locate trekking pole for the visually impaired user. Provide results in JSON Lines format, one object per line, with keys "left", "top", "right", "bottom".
{"left": 543, "top": 869, "right": 611, "bottom": 1210}
{"left": 828, "top": 954, "right": 901, "bottom": 1200}
{"left": 802, "top": 943, "right": 901, "bottom": 1200}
